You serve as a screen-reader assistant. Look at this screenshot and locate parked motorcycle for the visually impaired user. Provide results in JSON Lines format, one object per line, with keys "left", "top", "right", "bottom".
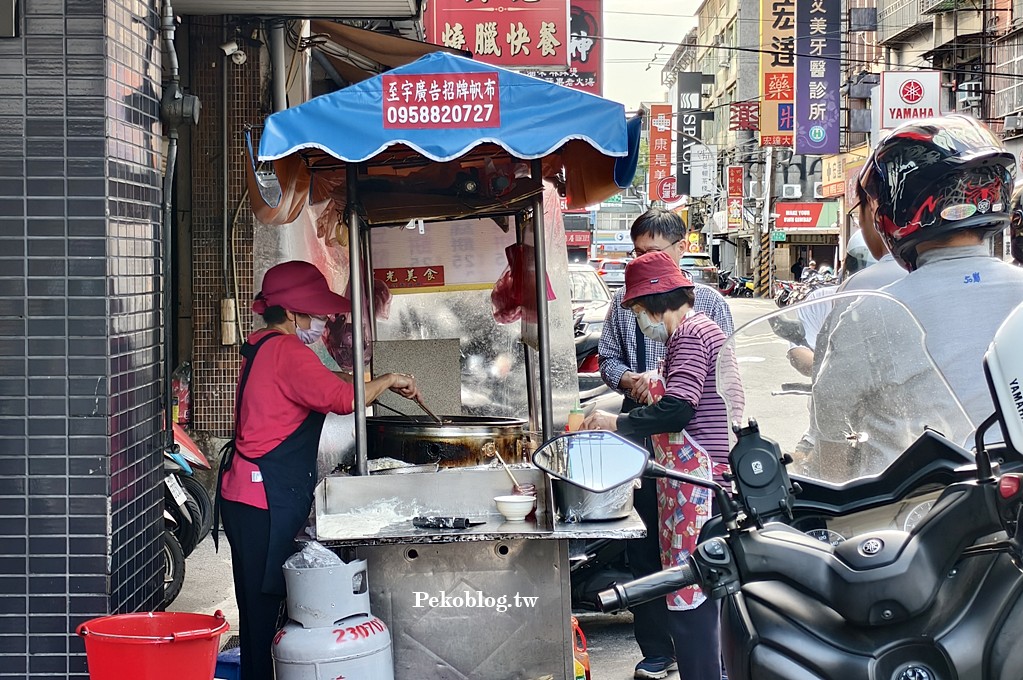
{"left": 717, "top": 269, "right": 736, "bottom": 296}
{"left": 165, "top": 423, "right": 214, "bottom": 559}
{"left": 728, "top": 275, "right": 754, "bottom": 298}
{"left": 536, "top": 292, "right": 1023, "bottom": 680}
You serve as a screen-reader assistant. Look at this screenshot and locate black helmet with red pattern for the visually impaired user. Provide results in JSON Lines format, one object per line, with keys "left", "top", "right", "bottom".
{"left": 858, "top": 114, "right": 1015, "bottom": 270}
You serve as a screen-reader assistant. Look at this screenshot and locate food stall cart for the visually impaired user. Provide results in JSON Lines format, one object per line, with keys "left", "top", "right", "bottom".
{"left": 247, "top": 52, "right": 644, "bottom": 679}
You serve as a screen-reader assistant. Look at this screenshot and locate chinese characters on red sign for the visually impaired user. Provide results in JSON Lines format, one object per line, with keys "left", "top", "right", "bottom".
{"left": 727, "top": 198, "right": 743, "bottom": 230}
{"left": 760, "top": 0, "right": 795, "bottom": 147}
{"left": 382, "top": 73, "right": 501, "bottom": 129}
{"left": 727, "top": 166, "right": 744, "bottom": 230}
{"left": 523, "top": 0, "right": 603, "bottom": 95}
{"left": 727, "top": 166, "right": 744, "bottom": 198}
{"left": 426, "top": 0, "right": 570, "bottom": 69}
{"left": 374, "top": 266, "right": 447, "bottom": 290}
{"left": 729, "top": 102, "right": 760, "bottom": 131}
{"left": 648, "top": 104, "right": 673, "bottom": 202}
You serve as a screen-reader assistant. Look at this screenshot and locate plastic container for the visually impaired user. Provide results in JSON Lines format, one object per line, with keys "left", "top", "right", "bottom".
{"left": 77, "top": 610, "right": 230, "bottom": 680}
{"left": 567, "top": 405, "right": 585, "bottom": 432}
{"left": 214, "top": 647, "right": 240, "bottom": 680}
{"left": 571, "top": 616, "right": 591, "bottom": 680}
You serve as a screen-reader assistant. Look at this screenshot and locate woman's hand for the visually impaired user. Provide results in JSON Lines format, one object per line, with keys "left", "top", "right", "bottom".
{"left": 581, "top": 410, "right": 618, "bottom": 432}
{"left": 388, "top": 373, "right": 420, "bottom": 401}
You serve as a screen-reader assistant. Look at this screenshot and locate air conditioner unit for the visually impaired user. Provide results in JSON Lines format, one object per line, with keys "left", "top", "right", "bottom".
{"left": 747, "top": 180, "right": 762, "bottom": 197}
{"left": 782, "top": 184, "right": 802, "bottom": 199}
{"left": 957, "top": 81, "right": 982, "bottom": 109}
{"left": 1005, "top": 114, "right": 1023, "bottom": 131}
{"left": 813, "top": 182, "right": 824, "bottom": 199}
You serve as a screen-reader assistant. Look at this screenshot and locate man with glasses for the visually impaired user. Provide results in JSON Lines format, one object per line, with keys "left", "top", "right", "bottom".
{"left": 597, "top": 207, "right": 733, "bottom": 680}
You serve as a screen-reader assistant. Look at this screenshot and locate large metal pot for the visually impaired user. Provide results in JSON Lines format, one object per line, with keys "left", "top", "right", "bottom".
{"left": 554, "top": 479, "right": 635, "bottom": 521}
{"left": 365, "top": 415, "right": 527, "bottom": 468}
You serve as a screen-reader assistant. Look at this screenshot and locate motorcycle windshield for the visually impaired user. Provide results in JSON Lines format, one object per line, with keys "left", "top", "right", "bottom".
{"left": 715, "top": 291, "right": 976, "bottom": 484}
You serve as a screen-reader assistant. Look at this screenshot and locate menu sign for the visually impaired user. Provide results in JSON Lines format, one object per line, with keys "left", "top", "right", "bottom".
{"left": 382, "top": 73, "right": 501, "bottom": 129}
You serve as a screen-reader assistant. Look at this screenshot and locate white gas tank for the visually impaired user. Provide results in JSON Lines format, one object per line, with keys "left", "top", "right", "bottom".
{"left": 272, "top": 614, "right": 394, "bottom": 680}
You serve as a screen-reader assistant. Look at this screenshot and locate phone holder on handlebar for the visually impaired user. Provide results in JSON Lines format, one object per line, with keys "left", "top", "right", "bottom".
{"left": 729, "top": 419, "right": 798, "bottom": 523}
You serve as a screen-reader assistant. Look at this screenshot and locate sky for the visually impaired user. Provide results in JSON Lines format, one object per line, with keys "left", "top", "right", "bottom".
{"left": 600, "top": 0, "right": 698, "bottom": 112}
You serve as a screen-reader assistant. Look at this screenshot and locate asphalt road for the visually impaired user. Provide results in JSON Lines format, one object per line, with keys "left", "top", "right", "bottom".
{"left": 172, "top": 296, "right": 779, "bottom": 678}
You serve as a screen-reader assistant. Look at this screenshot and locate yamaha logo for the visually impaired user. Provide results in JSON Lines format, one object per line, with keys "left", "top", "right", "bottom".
{"left": 896, "top": 665, "right": 934, "bottom": 680}
{"left": 861, "top": 538, "right": 884, "bottom": 555}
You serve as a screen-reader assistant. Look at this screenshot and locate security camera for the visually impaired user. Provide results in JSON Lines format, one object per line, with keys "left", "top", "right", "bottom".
{"left": 231, "top": 51, "right": 247, "bottom": 65}
{"left": 220, "top": 40, "right": 247, "bottom": 65}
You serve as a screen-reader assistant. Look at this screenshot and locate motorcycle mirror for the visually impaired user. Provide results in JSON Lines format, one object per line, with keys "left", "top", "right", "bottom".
{"left": 984, "top": 303, "right": 1023, "bottom": 458}
{"left": 532, "top": 431, "right": 648, "bottom": 493}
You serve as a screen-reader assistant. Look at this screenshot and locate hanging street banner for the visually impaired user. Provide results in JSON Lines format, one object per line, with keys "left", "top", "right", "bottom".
{"left": 760, "top": 0, "right": 795, "bottom": 147}
{"left": 426, "top": 0, "right": 570, "bottom": 70}
{"left": 648, "top": 103, "right": 673, "bottom": 201}
{"left": 726, "top": 166, "right": 744, "bottom": 198}
{"left": 880, "top": 71, "right": 942, "bottom": 129}
{"left": 690, "top": 144, "right": 718, "bottom": 198}
{"left": 675, "top": 71, "right": 704, "bottom": 196}
{"left": 523, "top": 0, "right": 603, "bottom": 94}
{"left": 794, "top": 0, "right": 840, "bottom": 155}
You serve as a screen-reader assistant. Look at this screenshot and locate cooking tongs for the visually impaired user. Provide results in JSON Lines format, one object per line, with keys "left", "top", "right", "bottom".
{"left": 414, "top": 396, "right": 443, "bottom": 425}
{"left": 375, "top": 396, "right": 443, "bottom": 424}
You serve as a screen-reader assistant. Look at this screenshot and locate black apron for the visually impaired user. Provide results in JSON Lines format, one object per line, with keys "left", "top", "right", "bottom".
{"left": 214, "top": 332, "right": 327, "bottom": 596}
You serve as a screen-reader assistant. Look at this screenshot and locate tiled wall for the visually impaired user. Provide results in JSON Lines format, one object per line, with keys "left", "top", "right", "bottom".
{"left": 0, "top": 0, "right": 164, "bottom": 676}
{"left": 186, "top": 17, "right": 256, "bottom": 438}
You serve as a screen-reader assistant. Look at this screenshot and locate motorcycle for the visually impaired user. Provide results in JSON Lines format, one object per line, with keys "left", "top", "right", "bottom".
{"left": 728, "top": 275, "right": 754, "bottom": 298}
{"left": 717, "top": 269, "right": 736, "bottom": 297}
{"left": 164, "top": 424, "right": 214, "bottom": 559}
{"left": 535, "top": 292, "right": 1023, "bottom": 680}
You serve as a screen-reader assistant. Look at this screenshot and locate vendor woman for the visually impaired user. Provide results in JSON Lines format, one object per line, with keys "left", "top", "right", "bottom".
{"left": 582, "top": 251, "right": 732, "bottom": 680}
{"left": 215, "top": 260, "right": 420, "bottom": 680}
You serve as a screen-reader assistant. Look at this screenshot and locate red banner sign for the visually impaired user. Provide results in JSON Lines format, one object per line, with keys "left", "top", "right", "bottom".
{"left": 382, "top": 73, "right": 501, "bottom": 129}
{"left": 648, "top": 104, "right": 673, "bottom": 202}
{"left": 727, "top": 166, "right": 744, "bottom": 198}
{"left": 524, "top": 0, "right": 603, "bottom": 94}
{"left": 425, "top": 0, "right": 570, "bottom": 69}
{"left": 374, "top": 266, "right": 446, "bottom": 290}
{"left": 565, "top": 231, "right": 591, "bottom": 246}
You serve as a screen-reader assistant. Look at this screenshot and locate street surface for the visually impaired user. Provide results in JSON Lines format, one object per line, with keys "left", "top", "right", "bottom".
{"left": 173, "top": 296, "right": 777, "bottom": 678}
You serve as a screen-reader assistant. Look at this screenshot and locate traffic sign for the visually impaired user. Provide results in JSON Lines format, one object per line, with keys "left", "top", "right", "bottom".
{"left": 770, "top": 231, "right": 787, "bottom": 242}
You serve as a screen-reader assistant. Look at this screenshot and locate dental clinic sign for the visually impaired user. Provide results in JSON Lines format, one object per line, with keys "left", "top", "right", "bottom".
{"left": 881, "top": 71, "right": 942, "bottom": 129}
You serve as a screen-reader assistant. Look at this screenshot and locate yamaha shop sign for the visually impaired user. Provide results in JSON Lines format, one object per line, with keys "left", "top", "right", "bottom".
{"left": 880, "top": 71, "right": 942, "bottom": 129}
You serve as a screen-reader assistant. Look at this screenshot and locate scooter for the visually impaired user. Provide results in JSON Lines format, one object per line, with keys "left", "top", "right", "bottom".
{"left": 535, "top": 292, "right": 1023, "bottom": 680}
{"left": 164, "top": 423, "right": 214, "bottom": 558}
{"left": 717, "top": 270, "right": 736, "bottom": 297}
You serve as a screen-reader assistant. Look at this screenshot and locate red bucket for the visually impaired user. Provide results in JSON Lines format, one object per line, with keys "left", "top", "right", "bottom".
{"left": 77, "top": 610, "right": 230, "bottom": 680}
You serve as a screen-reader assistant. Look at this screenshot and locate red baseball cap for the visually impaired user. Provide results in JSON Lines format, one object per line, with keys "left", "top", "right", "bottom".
{"left": 621, "top": 251, "right": 693, "bottom": 308}
{"left": 252, "top": 260, "right": 352, "bottom": 316}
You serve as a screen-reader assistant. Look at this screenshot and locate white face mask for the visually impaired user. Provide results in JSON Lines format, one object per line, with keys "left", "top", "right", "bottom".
{"left": 295, "top": 316, "right": 327, "bottom": 345}
{"left": 636, "top": 310, "right": 669, "bottom": 344}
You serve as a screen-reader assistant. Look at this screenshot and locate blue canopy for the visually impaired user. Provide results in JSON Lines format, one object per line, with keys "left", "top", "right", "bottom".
{"left": 259, "top": 51, "right": 629, "bottom": 164}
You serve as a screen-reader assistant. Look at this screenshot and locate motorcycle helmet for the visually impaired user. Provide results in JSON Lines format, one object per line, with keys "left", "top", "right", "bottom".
{"left": 857, "top": 114, "right": 1015, "bottom": 270}
{"left": 1011, "top": 181, "right": 1023, "bottom": 263}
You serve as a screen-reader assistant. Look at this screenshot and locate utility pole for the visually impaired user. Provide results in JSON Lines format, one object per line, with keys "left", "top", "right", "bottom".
{"left": 756, "top": 147, "right": 774, "bottom": 298}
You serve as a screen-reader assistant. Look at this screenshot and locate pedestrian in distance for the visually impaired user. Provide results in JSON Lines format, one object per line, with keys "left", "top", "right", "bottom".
{"left": 790, "top": 257, "right": 805, "bottom": 281}
{"left": 595, "top": 208, "right": 733, "bottom": 680}
{"left": 213, "top": 260, "right": 422, "bottom": 680}
{"left": 584, "top": 251, "right": 737, "bottom": 680}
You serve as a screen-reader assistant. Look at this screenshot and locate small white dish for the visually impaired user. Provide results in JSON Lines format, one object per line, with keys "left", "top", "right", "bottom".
{"left": 494, "top": 495, "right": 535, "bottom": 522}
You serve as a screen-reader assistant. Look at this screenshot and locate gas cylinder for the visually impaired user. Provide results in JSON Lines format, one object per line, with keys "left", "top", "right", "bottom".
{"left": 272, "top": 557, "right": 394, "bottom": 680}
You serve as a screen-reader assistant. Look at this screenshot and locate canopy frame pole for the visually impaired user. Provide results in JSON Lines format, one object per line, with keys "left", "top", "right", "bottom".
{"left": 531, "top": 159, "right": 554, "bottom": 440}
{"left": 348, "top": 162, "right": 369, "bottom": 476}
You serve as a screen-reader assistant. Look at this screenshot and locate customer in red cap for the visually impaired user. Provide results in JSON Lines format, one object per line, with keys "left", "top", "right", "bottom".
{"left": 582, "top": 250, "right": 732, "bottom": 680}
{"left": 214, "top": 260, "right": 420, "bottom": 680}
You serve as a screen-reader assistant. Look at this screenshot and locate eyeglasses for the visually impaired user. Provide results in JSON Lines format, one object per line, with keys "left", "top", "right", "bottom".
{"left": 628, "top": 238, "right": 681, "bottom": 259}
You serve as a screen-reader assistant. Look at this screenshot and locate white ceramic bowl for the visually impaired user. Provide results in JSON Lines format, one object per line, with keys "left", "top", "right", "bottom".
{"left": 494, "top": 495, "right": 536, "bottom": 522}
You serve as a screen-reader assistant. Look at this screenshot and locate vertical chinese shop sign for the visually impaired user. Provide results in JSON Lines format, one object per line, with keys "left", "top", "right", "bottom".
{"left": 795, "top": 0, "right": 840, "bottom": 155}
{"left": 648, "top": 104, "right": 673, "bottom": 202}
{"left": 760, "top": 0, "right": 795, "bottom": 147}
{"left": 727, "top": 166, "right": 744, "bottom": 230}
{"left": 526, "top": 0, "right": 603, "bottom": 94}
{"left": 426, "top": 0, "right": 570, "bottom": 70}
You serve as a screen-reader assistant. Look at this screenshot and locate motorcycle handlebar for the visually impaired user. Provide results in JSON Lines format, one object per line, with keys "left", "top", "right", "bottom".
{"left": 596, "top": 561, "right": 697, "bottom": 613}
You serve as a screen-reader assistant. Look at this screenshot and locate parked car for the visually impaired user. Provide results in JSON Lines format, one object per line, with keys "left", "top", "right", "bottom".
{"left": 569, "top": 264, "right": 612, "bottom": 338}
{"left": 679, "top": 251, "right": 719, "bottom": 286}
{"left": 595, "top": 259, "right": 628, "bottom": 288}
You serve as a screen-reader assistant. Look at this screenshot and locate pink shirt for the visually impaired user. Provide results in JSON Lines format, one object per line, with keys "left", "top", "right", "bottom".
{"left": 220, "top": 329, "right": 355, "bottom": 509}
{"left": 662, "top": 313, "right": 731, "bottom": 469}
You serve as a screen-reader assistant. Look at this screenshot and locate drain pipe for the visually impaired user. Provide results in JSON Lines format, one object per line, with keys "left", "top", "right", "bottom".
{"left": 160, "top": 0, "right": 200, "bottom": 448}
{"left": 270, "top": 21, "right": 288, "bottom": 112}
